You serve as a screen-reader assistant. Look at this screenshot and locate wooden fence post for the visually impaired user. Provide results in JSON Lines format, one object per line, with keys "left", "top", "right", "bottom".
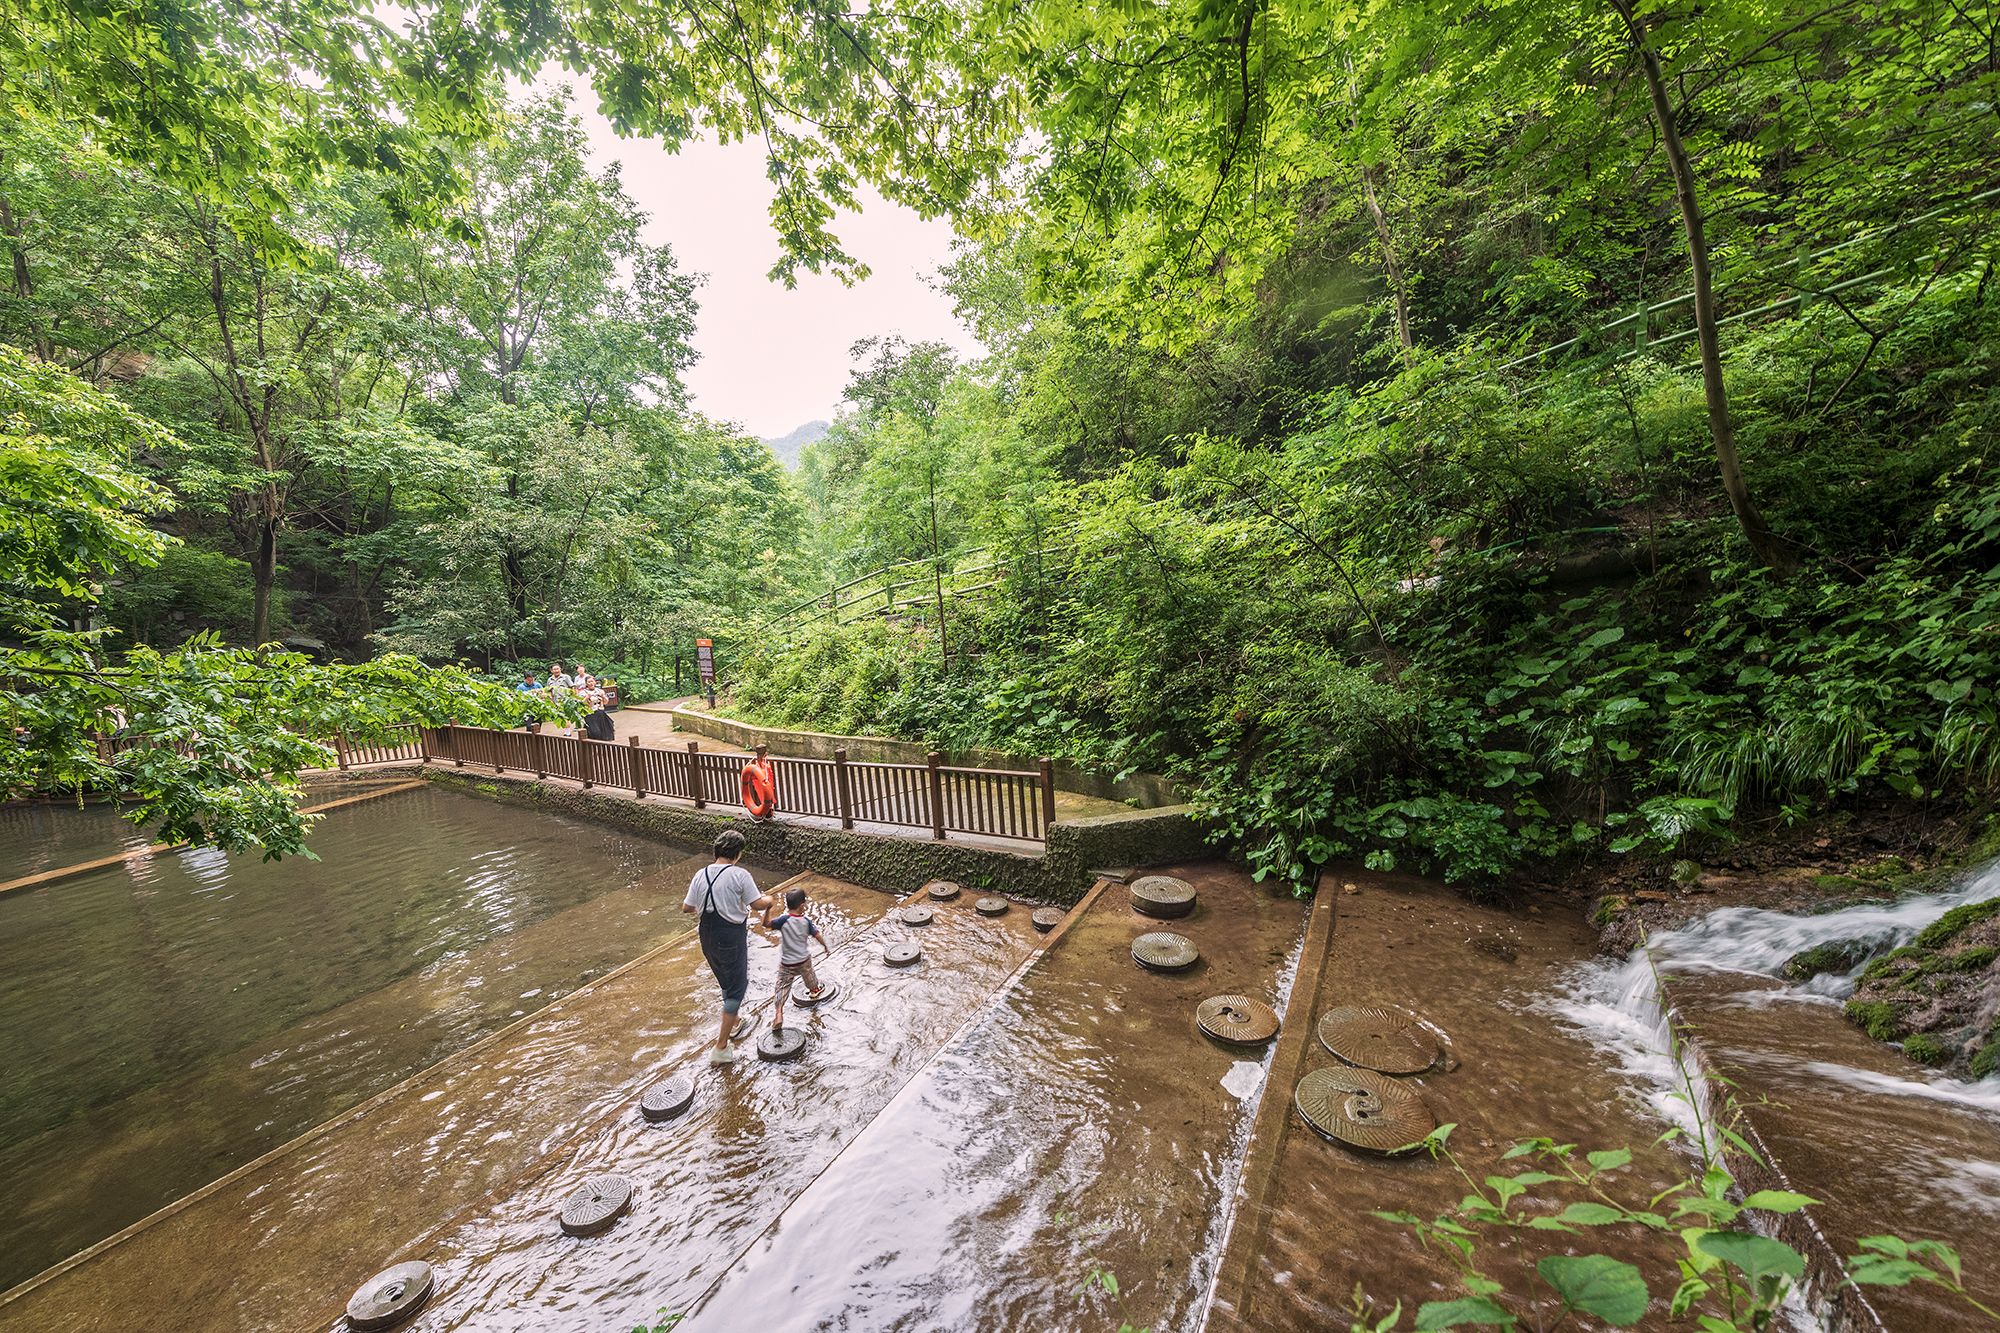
{"left": 628, "top": 736, "right": 646, "bottom": 797}
{"left": 927, "top": 751, "right": 945, "bottom": 841}
{"left": 336, "top": 731, "right": 350, "bottom": 771}
{"left": 580, "top": 739, "right": 594, "bottom": 789}
{"left": 492, "top": 728, "right": 504, "bottom": 775}
{"left": 451, "top": 722, "right": 465, "bottom": 769}
{"left": 687, "top": 741, "right": 704, "bottom": 808}
{"left": 532, "top": 729, "right": 546, "bottom": 780}
{"left": 1038, "top": 758, "right": 1057, "bottom": 838}
{"left": 419, "top": 729, "right": 432, "bottom": 765}
{"left": 834, "top": 747, "right": 854, "bottom": 829}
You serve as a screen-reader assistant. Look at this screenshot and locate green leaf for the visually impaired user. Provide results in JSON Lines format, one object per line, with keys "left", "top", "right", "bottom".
{"left": 1739, "top": 1190, "right": 1817, "bottom": 1215}
{"left": 1695, "top": 1232, "right": 1806, "bottom": 1289}
{"left": 1586, "top": 1148, "right": 1632, "bottom": 1173}
{"left": 1414, "top": 1296, "right": 1516, "bottom": 1329}
{"left": 1553, "top": 1202, "right": 1626, "bottom": 1226}
{"left": 1535, "top": 1255, "right": 1649, "bottom": 1326}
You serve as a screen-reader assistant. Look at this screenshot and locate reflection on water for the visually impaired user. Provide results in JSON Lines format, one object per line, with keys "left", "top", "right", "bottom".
{"left": 0, "top": 801, "right": 154, "bottom": 875}
{"left": 0, "top": 785, "right": 776, "bottom": 1291}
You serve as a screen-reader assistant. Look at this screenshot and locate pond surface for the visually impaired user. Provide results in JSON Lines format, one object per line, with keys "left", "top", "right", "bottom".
{"left": 0, "top": 784, "right": 783, "bottom": 1291}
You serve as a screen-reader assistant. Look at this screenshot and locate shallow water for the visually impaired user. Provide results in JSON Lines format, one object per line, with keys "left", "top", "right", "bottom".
{"left": 1552, "top": 861, "right": 2000, "bottom": 1326}
{"left": 0, "top": 785, "right": 781, "bottom": 1290}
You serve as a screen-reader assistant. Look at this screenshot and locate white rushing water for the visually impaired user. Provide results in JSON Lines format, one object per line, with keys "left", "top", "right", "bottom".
{"left": 1547, "top": 860, "right": 2000, "bottom": 1136}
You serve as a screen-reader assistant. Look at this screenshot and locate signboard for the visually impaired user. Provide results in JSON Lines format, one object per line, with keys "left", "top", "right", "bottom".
{"left": 695, "top": 638, "right": 715, "bottom": 683}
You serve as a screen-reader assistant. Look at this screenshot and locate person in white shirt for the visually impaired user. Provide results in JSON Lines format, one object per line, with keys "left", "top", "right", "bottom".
{"left": 680, "top": 830, "right": 774, "bottom": 1064}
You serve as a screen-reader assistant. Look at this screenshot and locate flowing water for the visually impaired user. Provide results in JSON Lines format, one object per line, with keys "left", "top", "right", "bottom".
{"left": 0, "top": 784, "right": 785, "bottom": 1291}
{"left": 1551, "top": 862, "right": 2000, "bottom": 1327}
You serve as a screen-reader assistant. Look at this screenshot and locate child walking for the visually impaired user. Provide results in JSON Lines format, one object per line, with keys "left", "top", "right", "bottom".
{"left": 762, "top": 886, "right": 832, "bottom": 1030}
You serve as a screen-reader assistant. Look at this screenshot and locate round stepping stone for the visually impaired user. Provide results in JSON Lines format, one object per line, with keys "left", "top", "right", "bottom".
{"left": 1317, "top": 1004, "right": 1441, "bottom": 1074}
{"left": 792, "top": 976, "right": 839, "bottom": 1006}
{"left": 345, "top": 1260, "right": 434, "bottom": 1331}
{"left": 1031, "top": 907, "right": 1064, "bottom": 934}
{"left": 1132, "top": 931, "right": 1200, "bottom": 973}
{"left": 758, "top": 1026, "right": 807, "bottom": 1060}
{"left": 925, "top": 879, "right": 963, "bottom": 901}
{"left": 639, "top": 1073, "right": 695, "bottom": 1122}
{"left": 1130, "top": 874, "right": 1197, "bottom": 919}
{"left": 1294, "top": 1066, "right": 1434, "bottom": 1153}
{"left": 975, "top": 896, "right": 1009, "bottom": 916}
{"left": 901, "top": 904, "right": 935, "bottom": 926}
{"left": 559, "top": 1174, "right": 634, "bottom": 1237}
{"left": 884, "top": 942, "right": 922, "bottom": 966}
{"left": 1197, "top": 994, "right": 1281, "bottom": 1046}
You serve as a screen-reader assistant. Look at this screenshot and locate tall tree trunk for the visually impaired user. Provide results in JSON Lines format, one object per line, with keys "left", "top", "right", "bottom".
{"left": 250, "top": 495, "right": 278, "bottom": 644}
{"left": 928, "top": 464, "right": 948, "bottom": 670}
{"left": 1359, "top": 164, "right": 1414, "bottom": 359}
{"left": 1611, "top": 0, "right": 1793, "bottom": 572}
{"left": 0, "top": 186, "right": 52, "bottom": 362}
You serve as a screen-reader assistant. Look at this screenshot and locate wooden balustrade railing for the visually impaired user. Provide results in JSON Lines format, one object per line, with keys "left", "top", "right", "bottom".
{"left": 410, "top": 724, "right": 1056, "bottom": 844}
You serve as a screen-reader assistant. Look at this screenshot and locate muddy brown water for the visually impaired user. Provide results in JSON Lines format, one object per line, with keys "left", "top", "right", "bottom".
{"left": 0, "top": 785, "right": 787, "bottom": 1294}
{"left": 1209, "top": 873, "right": 1690, "bottom": 1332}
{"left": 675, "top": 866, "right": 1308, "bottom": 1333}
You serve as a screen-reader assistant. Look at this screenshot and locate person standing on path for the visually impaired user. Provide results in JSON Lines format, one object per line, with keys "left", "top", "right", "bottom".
{"left": 681, "top": 829, "right": 773, "bottom": 1064}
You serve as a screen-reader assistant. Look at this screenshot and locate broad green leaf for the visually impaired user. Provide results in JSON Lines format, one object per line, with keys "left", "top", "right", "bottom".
{"left": 1535, "top": 1255, "right": 1649, "bottom": 1326}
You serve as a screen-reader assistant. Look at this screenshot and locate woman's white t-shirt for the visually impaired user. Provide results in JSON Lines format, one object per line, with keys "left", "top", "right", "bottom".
{"left": 683, "top": 863, "right": 761, "bottom": 923}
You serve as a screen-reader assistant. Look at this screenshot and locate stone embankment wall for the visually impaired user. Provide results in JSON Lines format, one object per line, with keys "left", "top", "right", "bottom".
{"left": 416, "top": 768, "right": 1210, "bottom": 904}
{"left": 662, "top": 705, "right": 1184, "bottom": 809}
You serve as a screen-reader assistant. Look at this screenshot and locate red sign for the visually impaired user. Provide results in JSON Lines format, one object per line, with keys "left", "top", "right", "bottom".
{"left": 695, "top": 638, "right": 715, "bottom": 683}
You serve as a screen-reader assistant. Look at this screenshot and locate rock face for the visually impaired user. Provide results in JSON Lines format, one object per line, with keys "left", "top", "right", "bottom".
{"left": 1843, "top": 895, "right": 2000, "bottom": 1076}
{"left": 1780, "top": 938, "right": 1874, "bottom": 982}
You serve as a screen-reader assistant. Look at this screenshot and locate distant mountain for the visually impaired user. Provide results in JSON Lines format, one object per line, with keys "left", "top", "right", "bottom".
{"left": 760, "top": 419, "right": 830, "bottom": 469}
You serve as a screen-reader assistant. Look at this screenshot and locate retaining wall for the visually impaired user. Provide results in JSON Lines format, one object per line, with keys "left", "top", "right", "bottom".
{"left": 660, "top": 705, "right": 1185, "bottom": 808}
{"left": 414, "top": 767, "right": 1213, "bottom": 905}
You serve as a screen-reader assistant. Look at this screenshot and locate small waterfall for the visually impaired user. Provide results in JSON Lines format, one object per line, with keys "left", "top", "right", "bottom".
{"left": 1550, "top": 861, "right": 2000, "bottom": 1130}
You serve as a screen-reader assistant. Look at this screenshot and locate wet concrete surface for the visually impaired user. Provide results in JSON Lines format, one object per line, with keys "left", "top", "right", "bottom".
{"left": 1208, "top": 872, "right": 1689, "bottom": 1332}
{"left": 0, "top": 874, "right": 884, "bottom": 1332}
{"left": 675, "top": 863, "right": 1308, "bottom": 1333}
{"left": 1670, "top": 972, "right": 2000, "bottom": 1327}
{"left": 370, "top": 880, "right": 1044, "bottom": 1330}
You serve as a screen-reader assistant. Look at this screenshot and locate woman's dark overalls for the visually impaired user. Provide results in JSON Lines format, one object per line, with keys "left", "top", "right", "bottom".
{"left": 696, "top": 865, "right": 750, "bottom": 1015}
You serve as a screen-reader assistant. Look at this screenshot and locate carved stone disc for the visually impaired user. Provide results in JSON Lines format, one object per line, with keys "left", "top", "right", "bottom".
{"left": 639, "top": 1073, "right": 695, "bottom": 1122}
{"left": 900, "top": 904, "right": 935, "bottom": 926}
{"left": 884, "top": 942, "right": 922, "bottom": 966}
{"left": 1031, "top": 907, "right": 1064, "bottom": 934}
{"left": 758, "top": 1026, "right": 807, "bottom": 1060}
{"left": 559, "top": 1174, "right": 634, "bottom": 1237}
{"left": 1130, "top": 875, "right": 1197, "bottom": 919}
{"left": 925, "top": 879, "right": 963, "bottom": 901}
{"left": 1294, "top": 1067, "right": 1434, "bottom": 1153}
{"left": 1196, "top": 994, "right": 1281, "bottom": 1046}
{"left": 975, "top": 896, "right": 1009, "bottom": 916}
{"left": 791, "top": 976, "right": 838, "bottom": 1006}
{"left": 345, "top": 1261, "right": 435, "bottom": 1330}
{"left": 1316, "top": 1004, "right": 1441, "bottom": 1074}
{"left": 1132, "top": 931, "right": 1200, "bottom": 972}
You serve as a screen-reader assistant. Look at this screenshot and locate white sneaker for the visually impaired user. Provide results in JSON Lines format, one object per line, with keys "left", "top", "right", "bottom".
{"left": 708, "top": 1045, "right": 739, "bottom": 1066}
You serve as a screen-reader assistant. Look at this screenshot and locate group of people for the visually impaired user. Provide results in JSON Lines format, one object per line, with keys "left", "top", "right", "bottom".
{"left": 682, "top": 829, "right": 833, "bottom": 1064}
{"left": 517, "top": 662, "right": 617, "bottom": 741}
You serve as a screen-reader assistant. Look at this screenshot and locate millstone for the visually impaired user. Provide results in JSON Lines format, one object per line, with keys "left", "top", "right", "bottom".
{"left": 639, "top": 1073, "right": 695, "bottom": 1122}
{"left": 1131, "top": 931, "right": 1200, "bottom": 972}
{"left": 1130, "top": 874, "right": 1197, "bottom": 919}
{"left": 884, "top": 942, "right": 922, "bottom": 966}
{"left": 758, "top": 1026, "right": 807, "bottom": 1060}
{"left": 792, "top": 976, "right": 839, "bottom": 1006}
{"left": 1031, "top": 907, "right": 1064, "bottom": 934}
{"left": 345, "top": 1260, "right": 435, "bottom": 1331}
{"left": 975, "top": 896, "right": 1009, "bottom": 916}
{"left": 558, "top": 1174, "right": 634, "bottom": 1237}
{"left": 1294, "top": 1066, "right": 1434, "bottom": 1153}
{"left": 1197, "top": 994, "right": 1281, "bottom": 1046}
{"left": 925, "top": 879, "right": 963, "bottom": 901}
{"left": 1317, "top": 1004, "right": 1441, "bottom": 1074}
{"left": 901, "top": 905, "right": 935, "bottom": 926}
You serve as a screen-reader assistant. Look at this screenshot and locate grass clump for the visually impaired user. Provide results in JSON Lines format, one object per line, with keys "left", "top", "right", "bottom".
{"left": 1781, "top": 939, "right": 1873, "bottom": 982}
{"left": 1901, "top": 1033, "right": 1951, "bottom": 1066}
{"left": 1912, "top": 897, "right": 2000, "bottom": 950}
{"left": 1844, "top": 999, "right": 1904, "bottom": 1041}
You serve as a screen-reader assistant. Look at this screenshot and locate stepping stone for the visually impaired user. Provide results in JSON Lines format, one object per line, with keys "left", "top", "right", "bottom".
{"left": 1293, "top": 1067, "right": 1434, "bottom": 1154}
{"left": 1132, "top": 931, "right": 1200, "bottom": 973}
{"left": 1031, "top": 907, "right": 1064, "bottom": 933}
{"left": 975, "top": 896, "right": 1009, "bottom": 916}
{"left": 640, "top": 1073, "right": 695, "bottom": 1122}
{"left": 758, "top": 1026, "right": 807, "bottom": 1061}
{"left": 1197, "top": 994, "right": 1281, "bottom": 1046}
{"left": 1130, "top": 874, "right": 1197, "bottom": 919}
{"left": 925, "top": 879, "right": 963, "bottom": 901}
{"left": 559, "top": 1174, "right": 634, "bottom": 1237}
{"left": 901, "top": 904, "right": 934, "bottom": 926}
{"left": 1316, "top": 1004, "right": 1441, "bottom": 1074}
{"left": 792, "top": 977, "right": 839, "bottom": 1006}
{"left": 345, "top": 1261, "right": 435, "bottom": 1331}
{"left": 884, "top": 942, "right": 922, "bottom": 966}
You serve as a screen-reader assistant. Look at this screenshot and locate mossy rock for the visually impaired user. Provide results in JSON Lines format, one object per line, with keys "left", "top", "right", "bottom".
{"left": 1669, "top": 859, "right": 1702, "bottom": 884}
{"left": 1972, "top": 1025, "right": 2000, "bottom": 1080}
{"left": 1844, "top": 998, "right": 1905, "bottom": 1042}
{"left": 1859, "top": 946, "right": 1921, "bottom": 984}
{"left": 1912, "top": 896, "right": 2000, "bottom": 950}
{"left": 1809, "top": 873, "right": 1871, "bottom": 895}
{"left": 1901, "top": 1033, "right": 1951, "bottom": 1067}
{"left": 1851, "top": 856, "right": 1912, "bottom": 882}
{"left": 1591, "top": 895, "right": 1630, "bottom": 928}
{"left": 1781, "top": 939, "right": 1873, "bottom": 983}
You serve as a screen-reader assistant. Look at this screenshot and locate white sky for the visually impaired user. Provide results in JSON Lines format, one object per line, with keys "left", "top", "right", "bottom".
{"left": 537, "top": 72, "right": 982, "bottom": 440}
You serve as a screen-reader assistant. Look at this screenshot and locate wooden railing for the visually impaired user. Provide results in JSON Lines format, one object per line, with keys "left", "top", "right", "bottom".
{"left": 413, "top": 724, "right": 1057, "bottom": 845}
{"left": 334, "top": 724, "right": 424, "bottom": 768}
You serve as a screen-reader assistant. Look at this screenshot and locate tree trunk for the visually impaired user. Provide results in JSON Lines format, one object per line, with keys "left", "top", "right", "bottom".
{"left": 1359, "top": 164, "right": 1414, "bottom": 359}
{"left": 250, "top": 501, "right": 278, "bottom": 644}
{"left": 1611, "top": 0, "right": 1793, "bottom": 572}
{"left": 927, "top": 465, "right": 948, "bottom": 670}
{"left": 0, "top": 189, "right": 50, "bottom": 362}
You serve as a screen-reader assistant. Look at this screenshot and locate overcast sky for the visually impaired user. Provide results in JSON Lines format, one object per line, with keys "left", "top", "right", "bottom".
{"left": 537, "top": 73, "right": 982, "bottom": 440}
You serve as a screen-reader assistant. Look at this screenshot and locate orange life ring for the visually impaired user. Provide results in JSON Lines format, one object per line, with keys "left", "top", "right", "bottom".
{"left": 740, "top": 758, "right": 777, "bottom": 819}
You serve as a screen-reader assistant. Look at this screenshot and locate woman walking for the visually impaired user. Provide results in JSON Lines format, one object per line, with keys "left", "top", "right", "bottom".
{"left": 680, "top": 829, "right": 773, "bottom": 1064}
